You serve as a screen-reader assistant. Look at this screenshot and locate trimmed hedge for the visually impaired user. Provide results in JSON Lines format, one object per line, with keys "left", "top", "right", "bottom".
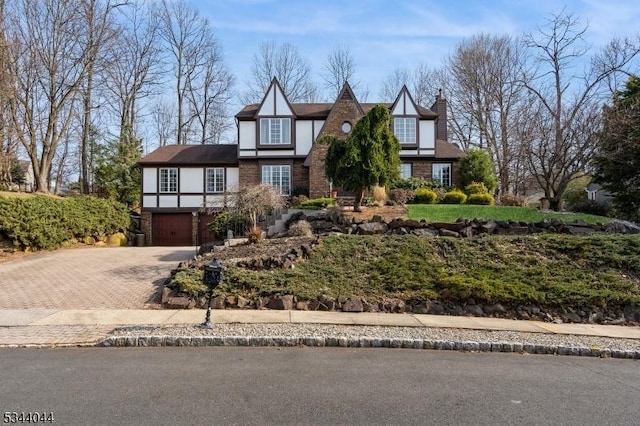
{"left": 466, "top": 193, "right": 495, "bottom": 205}
{"left": 441, "top": 190, "right": 467, "bottom": 204}
{"left": 0, "top": 195, "right": 129, "bottom": 250}
{"left": 413, "top": 188, "right": 437, "bottom": 204}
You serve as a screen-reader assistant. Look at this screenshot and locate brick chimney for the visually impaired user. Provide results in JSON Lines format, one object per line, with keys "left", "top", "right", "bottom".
{"left": 431, "top": 89, "right": 448, "bottom": 141}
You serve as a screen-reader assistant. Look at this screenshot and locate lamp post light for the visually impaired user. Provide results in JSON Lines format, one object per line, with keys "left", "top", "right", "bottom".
{"left": 200, "top": 258, "right": 224, "bottom": 329}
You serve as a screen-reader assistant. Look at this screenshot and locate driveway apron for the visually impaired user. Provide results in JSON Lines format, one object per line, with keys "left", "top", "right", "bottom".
{"left": 0, "top": 247, "right": 194, "bottom": 309}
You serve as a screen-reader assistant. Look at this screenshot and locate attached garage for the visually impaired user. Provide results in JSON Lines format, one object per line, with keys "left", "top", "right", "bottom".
{"left": 152, "top": 213, "right": 193, "bottom": 246}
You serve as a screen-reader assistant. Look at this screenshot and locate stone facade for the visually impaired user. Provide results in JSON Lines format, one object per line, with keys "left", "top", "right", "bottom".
{"left": 308, "top": 85, "right": 364, "bottom": 198}
{"left": 140, "top": 211, "right": 152, "bottom": 246}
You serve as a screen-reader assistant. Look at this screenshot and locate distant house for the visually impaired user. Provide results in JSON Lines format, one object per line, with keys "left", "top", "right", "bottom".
{"left": 138, "top": 79, "right": 464, "bottom": 246}
{"left": 12, "top": 160, "right": 35, "bottom": 192}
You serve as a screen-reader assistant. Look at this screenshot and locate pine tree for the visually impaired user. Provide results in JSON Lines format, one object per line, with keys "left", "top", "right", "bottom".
{"left": 593, "top": 75, "right": 640, "bottom": 221}
{"left": 324, "top": 105, "right": 400, "bottom": 211}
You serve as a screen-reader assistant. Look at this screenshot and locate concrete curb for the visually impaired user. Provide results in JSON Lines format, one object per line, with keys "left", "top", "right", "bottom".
{"left": 98, "top": 335, "right": 640, "bottom": 359}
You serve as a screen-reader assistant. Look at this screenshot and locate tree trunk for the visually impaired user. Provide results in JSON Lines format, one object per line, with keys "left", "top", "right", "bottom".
{"left": 354, "top": 188, "right": 366, "bottom": 212}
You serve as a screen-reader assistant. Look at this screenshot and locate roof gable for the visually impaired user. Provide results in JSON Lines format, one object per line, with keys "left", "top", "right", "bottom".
{"left": 256, "top": 78, "right": 295, "bottom": 117}
{"left": 391, "top": 85, "right": 419, "bottom": 116}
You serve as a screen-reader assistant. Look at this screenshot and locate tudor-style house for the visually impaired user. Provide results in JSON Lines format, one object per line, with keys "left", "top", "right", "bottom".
{"left": 138, "top": 78, "right": 463, "bottom": 246}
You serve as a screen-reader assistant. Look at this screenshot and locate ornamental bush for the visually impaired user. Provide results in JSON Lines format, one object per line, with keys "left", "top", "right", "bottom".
{"left": 467, "top": 193, "right": 495, "bottom": 205}
{"left": 497, "top": 193, "right": 526, "bottom": 207}
{"left": 441, "top": 190, "right": 468, "bottom": 204}
{"left": 300, "top": 197, "right": 335, "bottom": 208}
{"left": 208, "top": 212, "right": 251, "bottom": 240}
{"left": 413, "top": 188, "right": 437, "bottom": 204}
{"left": 464, "top": 182, "right": 489, "bottom": 196}
{"left": 388, "top": 188, "right": 415, "bottom": 205}
{"left": 0, "top": 195, "right": 129, "bottom": 250}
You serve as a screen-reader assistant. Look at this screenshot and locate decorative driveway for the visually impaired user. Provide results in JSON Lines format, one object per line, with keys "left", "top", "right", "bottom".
{"left": 0, "top": 246, "right": 194, "bottom": 309}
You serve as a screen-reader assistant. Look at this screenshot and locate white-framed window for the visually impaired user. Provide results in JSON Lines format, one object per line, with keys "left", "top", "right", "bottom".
{"left": 432, "top": 163, "right": 452, "bottom": 187}
{"left": 394, "top": 117, "right": 417, "bottom": 144}
{"left": 400, "top": 163, "right": 412, "bottom": 180}
{"left": 261, "top": 165, "right": 291, "bottom": 195}
{"left": 206, "top": 168, "right": 225, "bottom": 193}
{"left": 159, "top": 168, "right": 178, "bottom": 193}
{"left": 260, "top": 118, "right": 291, "bottom": 145}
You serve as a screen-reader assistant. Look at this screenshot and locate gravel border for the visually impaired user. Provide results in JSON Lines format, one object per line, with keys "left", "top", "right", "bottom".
{"left": 100, "top": 324, "right": 640, "bottom": 359}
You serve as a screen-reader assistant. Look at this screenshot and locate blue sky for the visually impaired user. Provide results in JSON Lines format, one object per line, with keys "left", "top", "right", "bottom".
{"left": 192, "top": 0, "right": 640, "bottom": 103}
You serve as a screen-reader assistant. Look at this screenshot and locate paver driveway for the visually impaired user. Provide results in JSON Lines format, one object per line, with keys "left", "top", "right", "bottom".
{"left": 0, "top": 246, "right": 194, "bottom": 309}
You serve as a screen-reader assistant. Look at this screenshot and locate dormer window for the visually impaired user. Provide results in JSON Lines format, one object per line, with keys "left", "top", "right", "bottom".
{"left": 394, "top": 117, "right": 416, "bottom": 144}
{"left": 260, "top": 118, "right": 291, "bottom": 145}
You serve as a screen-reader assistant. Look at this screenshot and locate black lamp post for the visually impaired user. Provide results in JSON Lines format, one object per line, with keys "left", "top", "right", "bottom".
{"left": 200, "top": 258, "right": 224, "bottom": 329}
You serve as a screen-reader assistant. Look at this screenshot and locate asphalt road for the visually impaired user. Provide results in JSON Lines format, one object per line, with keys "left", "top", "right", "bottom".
{"left": 0, "top": 348, "right": 638, "bottom": 426}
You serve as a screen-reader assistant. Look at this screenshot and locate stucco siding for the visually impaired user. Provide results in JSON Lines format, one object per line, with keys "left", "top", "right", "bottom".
{"left": 143, "top": 168, "right": 157, "bottom": 193}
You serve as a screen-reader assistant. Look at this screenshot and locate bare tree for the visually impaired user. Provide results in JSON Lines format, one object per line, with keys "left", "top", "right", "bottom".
{"left": 4, "top": 0, "right": 91, "bottom": 192}
{"left": 105, "top": 0, "right": 162, "bottom": 147}
{"left": 78, "top": 0, "right": 125, "bottom": 194}
{"left": 185, "top": 35, "right": 234, "bottom": 144}
{"left": 157, "top": 0, "right": 211, "bottom": 144}
{"left": 320, "top": 45, "right": 368, "bottom": 100}
{"left": 445, "top": 34, "right": 529, "bottom": 194}
{"left": 521, "top": 11, "right": 640, "bottom": 209}
{"left": 242, "top": 41, "right": 316, "bottom": 103}
{"left": 379, "top": 68, "right": 411, "bottom": 102}
{"left": 151, "top": 101, "right": 175, "bottom": 149}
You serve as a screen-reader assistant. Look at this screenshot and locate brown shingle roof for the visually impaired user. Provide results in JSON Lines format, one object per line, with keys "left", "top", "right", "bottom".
{"left": 236, "top": 102, "right": 438, "bottom": 119}
{"left": 435, "top": 140, "right": 465, "bottom": 159}
{"left": 138, "top": 144, "right": 238, "bottom": 166}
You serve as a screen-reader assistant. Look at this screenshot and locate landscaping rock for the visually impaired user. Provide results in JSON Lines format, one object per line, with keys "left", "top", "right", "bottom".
{"left": 212, "top": 296, "right": 226, "bottom": 309}
{"left": 439, "top": 229, "right": 459, "bottom": 238}
{"left": 342, "top": 298, "right": 364, "bottom": 312}
{"left": 483, "top": 303, "right": 507, "bottom": 315}
{"left": 411, "top": 228, "right": 439, "bottom": 237}
{"left": 267, "top": 295, "right": 294, "bottom": 310}
{"left": 465, "top": 305, "right": 484, "bottom": 316}
{"left": 431, "top": 221, "right": 466, "bottom": 232}
{"left": 166, "top": 297, "right": 194, "bottom": 309}
{"left": 479, "top": 220, "right": 497, "bottom": 234}
{"left": 356, "top": 222, "right": 388, "bottom": 235}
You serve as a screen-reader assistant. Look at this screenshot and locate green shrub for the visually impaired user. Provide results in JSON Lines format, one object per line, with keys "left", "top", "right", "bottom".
{"left": 467, "top": 193, "right": 495, "bottom": 205}
{"left": 168, "top": 268, "right": 207, "bottom": 297}
{"left": 0, "top": 195, "right": 129, "bottom": 250}
{"left": 571, "top": 200, "right": 611, "bottom": 217}
{"left": 464, "top": 182, "right": 489, "bottom": 195}
{"left": 208, "top": 212, "right": 251, "bottom": 239}
{"left": 388, "top": 188, "right": 415, "bottom": 205}
{"left": 441, "top": 190, "right": 468, "bottom": 204}
{"left": 392, "top": 177, "right": 444, "bottom": 191}
{"left": 413, "top": 188, "right": 437, "bottom": 204}
{"left": 300, "top": 197, "right": 335, "bottom": 208}
{"left": 289, "top": 195, "right": 309, "bottom": 206}
{"left": 497, "top": 193, "right": 526, "bottom": 207}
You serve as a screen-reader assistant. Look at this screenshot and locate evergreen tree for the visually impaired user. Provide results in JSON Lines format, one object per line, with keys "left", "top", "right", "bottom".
{"left": 458, "top": 148, "right": 498, "bottom": 193}
{"left": 593, "top": 75, "right": 640, "bottom": 221}
{"left": 93, "top": 127, "right": 142, "bottom": 208}
{"left": 323, "top": 105, "right": 400, "bottom": 211}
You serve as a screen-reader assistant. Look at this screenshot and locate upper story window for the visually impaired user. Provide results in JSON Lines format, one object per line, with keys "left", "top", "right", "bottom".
{"left": 206, "top": 168, "right": 224, "bottom": 193}
{"left": 260, "top": 118, "right": 291, "bottom": 145}
{"left": 400, "top": 163, "right": 412, "bottom": 180}
{"left": 159, "top": 168, "right": 178, "bottom": 193}
{"left": 432, "top": 163, "right": 451, "bottom": 187}
{"left": 261, "top": 165, "right": 291, "bottom": 195}
{"left": 394, "top": 117, "right": 417, "bottom": 144}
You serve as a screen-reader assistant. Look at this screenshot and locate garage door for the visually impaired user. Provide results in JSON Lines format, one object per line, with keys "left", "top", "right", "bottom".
{"left": 152, "top": 213, "right": 193, "bottom": 246}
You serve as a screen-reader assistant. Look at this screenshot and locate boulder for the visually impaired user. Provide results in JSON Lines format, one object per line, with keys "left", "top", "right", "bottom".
{"left": 411, "top": 228, "right": 439, "bottom": 237}
{"left": 479, "top": 220, "right": 497, "bottom": 234}
{"left": 439, "top": 229, "right": 459, "bottom": 238}
{"left": 165, "top": 296, "right": 194, "bottom": 309}
{"left": 605, "top": 220, "right": 640, "bottom": 234}
{"left": 342, "top": 298, "right": 364, "bottom": 312}
{"left": 431, "top": 222, "right": 466, "bottom": 232}
{"left": 356, "top": 222, "right": 388, "bottom": 235}
{"left": 267, "top": 295, "right": 295, "bottom": 310}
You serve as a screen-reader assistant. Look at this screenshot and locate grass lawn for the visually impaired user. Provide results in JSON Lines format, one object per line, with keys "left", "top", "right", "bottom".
{"left": 407, "top": 204, "right": 609, "bottom": 224}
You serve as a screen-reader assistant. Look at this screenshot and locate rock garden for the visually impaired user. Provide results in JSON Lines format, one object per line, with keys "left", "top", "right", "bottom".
{"left": 163, "top": 206, "right": 640, "bottom": 326}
